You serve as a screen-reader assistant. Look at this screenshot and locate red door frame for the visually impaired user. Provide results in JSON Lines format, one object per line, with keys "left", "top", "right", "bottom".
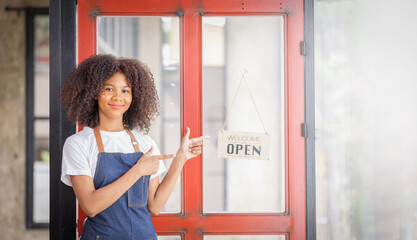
{"left": 77, "top": 0, "right": 305, "bottom": 239}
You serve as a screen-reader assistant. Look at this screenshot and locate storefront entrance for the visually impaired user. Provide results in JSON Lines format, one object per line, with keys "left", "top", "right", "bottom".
{"left": 76, "top": 0, "right": 305, "bottom": 239}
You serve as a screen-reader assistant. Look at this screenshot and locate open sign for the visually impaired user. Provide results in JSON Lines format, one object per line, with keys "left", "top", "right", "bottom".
{"left": 217, "top": 130, "right": 270, "bottom": 160}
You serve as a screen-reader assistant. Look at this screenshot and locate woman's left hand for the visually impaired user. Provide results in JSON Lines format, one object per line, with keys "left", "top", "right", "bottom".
{"left": 177, "top": 127, "right": 209, "bottom": 162}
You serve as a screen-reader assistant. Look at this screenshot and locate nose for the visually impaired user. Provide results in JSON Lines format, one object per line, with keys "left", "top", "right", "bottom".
{"left": 112, "top": 90, "right": 122, "bottom": 100}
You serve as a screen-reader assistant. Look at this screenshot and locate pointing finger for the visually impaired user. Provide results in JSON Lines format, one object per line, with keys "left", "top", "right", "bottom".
{"left": 155, "top": 154, "right": 175, "bottom": 160}
{"left": 190, "top": 136, "right": 210, "bottom": 143}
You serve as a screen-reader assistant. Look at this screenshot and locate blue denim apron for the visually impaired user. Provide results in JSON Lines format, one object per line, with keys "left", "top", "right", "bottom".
{"left": 80, "top": 127, "right": 157, "bottom": 240}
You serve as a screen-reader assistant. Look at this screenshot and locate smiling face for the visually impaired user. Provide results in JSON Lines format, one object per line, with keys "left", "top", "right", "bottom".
{"left": 97, "top": 72, "right": 132, "bottom": 126}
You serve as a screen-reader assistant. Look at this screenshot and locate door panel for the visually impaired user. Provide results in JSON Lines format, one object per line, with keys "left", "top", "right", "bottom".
{"left": 77, "top": 0, "right": 305, "bottom": 239}
{"left": 202, "top": 16, "right": 286, "bottom": 213}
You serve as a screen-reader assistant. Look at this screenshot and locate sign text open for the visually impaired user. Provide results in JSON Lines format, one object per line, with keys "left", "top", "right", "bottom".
{"left": 217, "top": 130, "right": 270, "bottom": 160}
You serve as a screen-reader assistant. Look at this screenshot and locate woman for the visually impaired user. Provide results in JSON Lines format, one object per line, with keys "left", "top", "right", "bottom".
{"left": 60, "top": 54, "right": 208, "bottom": 239}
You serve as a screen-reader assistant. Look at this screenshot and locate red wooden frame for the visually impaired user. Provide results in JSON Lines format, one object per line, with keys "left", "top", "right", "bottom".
{"left": 77, "top": 0, "right": 305, "bottom": 239}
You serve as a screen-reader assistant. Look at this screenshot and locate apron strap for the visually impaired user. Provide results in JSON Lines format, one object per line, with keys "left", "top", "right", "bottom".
{"left": 126, "top": 129, "right": 141, "bottom": 152}
{"left": 93, "top": 126, "right": 141, "bottom": 153}
{"left": 93, "top": 126, "right": 105, "bottom": 153}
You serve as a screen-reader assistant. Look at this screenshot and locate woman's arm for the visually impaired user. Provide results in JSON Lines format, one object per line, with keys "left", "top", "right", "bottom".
{"left": 71, "top": 147, "right": 174, "bottom": 218}
{"left": 147, "top": 128, "right": 209, "bottom": 215}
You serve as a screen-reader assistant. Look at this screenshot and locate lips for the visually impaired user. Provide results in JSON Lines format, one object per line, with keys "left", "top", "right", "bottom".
{"left": 108, "top": 104, "right": 124, "bottom": 109}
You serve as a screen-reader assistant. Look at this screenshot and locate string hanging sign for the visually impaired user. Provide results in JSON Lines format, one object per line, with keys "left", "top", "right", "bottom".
{"left": 217, "top": 72, "right": 270, "bottom": 160}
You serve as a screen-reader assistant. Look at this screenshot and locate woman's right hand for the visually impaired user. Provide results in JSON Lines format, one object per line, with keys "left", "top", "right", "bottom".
{"left": 135, "top": 146, "right": 174, "bottom": 176}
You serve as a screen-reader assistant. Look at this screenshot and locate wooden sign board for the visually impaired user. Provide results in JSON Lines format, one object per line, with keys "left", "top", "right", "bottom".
{"left": 217, "top": 130, "right": 270, "bottom": 160}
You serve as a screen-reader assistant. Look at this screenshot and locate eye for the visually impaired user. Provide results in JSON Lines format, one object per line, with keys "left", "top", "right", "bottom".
{"left": 122, "top": 89, "right": 130, "bottom": 94}
{"left": 101, "top": 88, "right": 114, "bottom": 94}
{"left": 100, "top": 87, "right": 113, "bottom": 95}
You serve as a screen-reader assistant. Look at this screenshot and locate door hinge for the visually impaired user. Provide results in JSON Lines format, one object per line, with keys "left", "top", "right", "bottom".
{"left": 300, "top": 41, "right": 307, "bottom": 56}
{"left": 301, "top": 123, "right": 308, "bottom": 138}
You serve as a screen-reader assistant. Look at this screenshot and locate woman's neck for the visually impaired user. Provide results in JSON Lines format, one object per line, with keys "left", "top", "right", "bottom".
{"left": 97, "top": 119, "right": 125, "bottom": 132}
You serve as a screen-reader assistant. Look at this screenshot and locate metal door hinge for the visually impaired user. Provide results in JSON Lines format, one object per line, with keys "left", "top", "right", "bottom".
{"left": 301, "top": 123, "right": 308, "bottom": 138}
{"left": 300, "top": 41, "right": 307, "bottom": 56}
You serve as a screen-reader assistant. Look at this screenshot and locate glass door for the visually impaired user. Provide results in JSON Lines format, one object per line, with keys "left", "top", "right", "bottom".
{"left": 77, "top": 0, "right": 305, "bottom": 239}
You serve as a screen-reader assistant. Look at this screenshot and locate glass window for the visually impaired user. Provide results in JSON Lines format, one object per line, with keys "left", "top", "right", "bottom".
{"left": 27, "top": 12, "right": 50, "bottom": 228}
{"left": 33, "top": 119, "right": 50, "bottom": 223}
{"left": 202, "top": 16, "right": 285, "bottom": 213}
{"left": 204, "top": 235, "right": 285, "bottom": 240}
{"left": 315, "top": 0, "right": 417, "bottom": 239}
{"left": 97, "top": 16, "right": 181, "bottom": 213}
{"left": 158, "top": 236, "right": 181, "bottom": 240}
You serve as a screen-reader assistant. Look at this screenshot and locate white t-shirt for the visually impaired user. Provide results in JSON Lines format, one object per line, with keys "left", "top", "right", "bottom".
{"left": 61, "top": 126, "right": 166, "bottom": 187}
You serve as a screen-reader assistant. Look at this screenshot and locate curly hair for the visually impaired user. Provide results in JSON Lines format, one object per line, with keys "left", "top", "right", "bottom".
{"left": 61, "top": 54, "right": 159, "bottom": 132}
